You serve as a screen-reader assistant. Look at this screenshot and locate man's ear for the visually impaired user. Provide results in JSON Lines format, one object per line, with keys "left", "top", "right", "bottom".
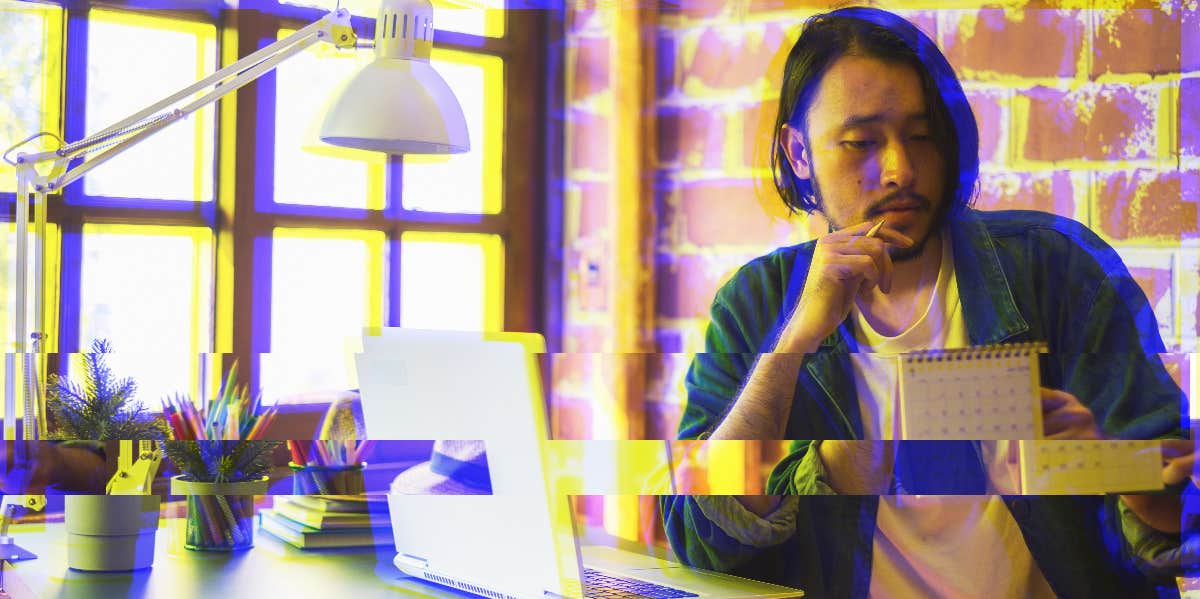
{"left": 780, "top": 124, "right": 812, "bottom": 180}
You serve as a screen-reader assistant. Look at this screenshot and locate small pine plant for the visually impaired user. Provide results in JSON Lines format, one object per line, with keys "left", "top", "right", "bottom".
{"left": 161, "top": 440, "right": 278, "bottom": 484}
{"left": 46, "top": 339, "right": 166, "bottom": 440}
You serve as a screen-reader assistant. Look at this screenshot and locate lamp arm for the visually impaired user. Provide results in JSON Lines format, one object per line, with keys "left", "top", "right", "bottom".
{"left": 16, "top": 8, "right": 356, "bottom": 192}
{"left": 3, "top": 9, "right": 356, "bottom": 442}
{"left": 107, "top": 440, "right": 160, "bottom": 495}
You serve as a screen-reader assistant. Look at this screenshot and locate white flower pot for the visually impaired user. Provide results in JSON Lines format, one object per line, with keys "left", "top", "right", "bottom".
{"left": 64, "top": 495, "right": 161, "bottom": 572}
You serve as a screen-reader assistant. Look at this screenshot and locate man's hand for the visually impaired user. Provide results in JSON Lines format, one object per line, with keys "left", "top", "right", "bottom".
{"left": 1040, "top": 388, "right": 1101, "bottom": 439}
{"left": 780, "top": 221, "right": 913, "bottom": 352}
{"left": 1160, "top": 438, "right": 1198, "bottom": 488}
{"left": 1116, "top": 438, "right": 1195, "bottom": 534}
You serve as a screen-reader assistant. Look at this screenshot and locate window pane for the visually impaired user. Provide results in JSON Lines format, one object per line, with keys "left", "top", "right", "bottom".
{"left": 0, "top": 1, "right": 62, "bottom": 193}
{"left": 399, "top": 232, "right": 502, "bottom": 331}
{"left": 77, "top": 225, "right": 213, "bottom": 409}
{"left": 82, "top": 11, "right": 216, "bottom": 202}
{"left": 280, "top": 0, "right": 506, "bottom": 38}
{"left": 263, "top": 230, "right": 385, "bottom": 402}
{"left": 273, "top": 29, "right": 383, "bottom": 209}
{"left": 0, "top": 223, "right": 59, "bottom": 354}
{"left": 401, "top": 50, "right": 503, "bottom": 214}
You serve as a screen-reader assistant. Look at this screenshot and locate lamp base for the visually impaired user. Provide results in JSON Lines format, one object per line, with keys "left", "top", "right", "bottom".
{"left": 0, "top": 539, "right": 37, "bottom": 563}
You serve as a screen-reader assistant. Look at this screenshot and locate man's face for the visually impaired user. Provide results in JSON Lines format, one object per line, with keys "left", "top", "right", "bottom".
{"left": 782, "top": 55, "right": 948, "bottom": 261}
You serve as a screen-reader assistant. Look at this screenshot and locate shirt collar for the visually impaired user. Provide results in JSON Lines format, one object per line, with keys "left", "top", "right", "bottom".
{"left": 948, "top": 209, "right": 1030, "bottom": 345}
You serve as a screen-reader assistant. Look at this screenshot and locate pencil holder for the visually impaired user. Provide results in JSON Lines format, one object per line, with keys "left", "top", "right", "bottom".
{"left": 289, "top": 462, "right": 365, "bottom": 495}
{"left": 172, "top": 475, "right": 270, "bottom": 552}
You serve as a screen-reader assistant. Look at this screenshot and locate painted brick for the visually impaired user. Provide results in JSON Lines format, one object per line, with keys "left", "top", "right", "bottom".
{"left": 568, "top": 109, "right": 610, "bottom": 172}
{"left": 1092, "top": 170, "right": 1199, "bottom": 242}
{"left": 567, "top": 6, "right": 600, "bottom": 34}
{"left": 645, "top": 350, "right": 692, "bottom": 406}
{"left": 566, "top": 497, "right": 598, "bottom": 529}
{"left": 1120, "top": 249, "right": 1176, "bottom": 344}
{"left": 1022, "top": 85, "right": 1158, "bottom": 162}
{"left": 681, "top": 22, "right": 788, "bottom": 93}
{"left": 1159, "top": 353, "right": 1189, "bottom": 399}
{"left": 966, "top": 89, "right": 1006, "bottom": 165}
{"left": 1183, "top": 78, "right": 1199, "bottom": 160}
{"left": 655, "top": 176, "right": 683, "bottom": 246}
{"left": 644, "top": 398, "right": 682, "bottom": 440}
{"left": 656, "top": 253, "right": 726, "bottom": 320}
{"left": 1092, "top": 9, "right": 1182, "bottom": 77}
{"left": 551, "top": 396, "right": 593, "bottom": 440}
{"left": 895, "top": 10, "right": 938, "bottom": 42}
{"left": 679, "top": 179, "right": 794, "bottom": 246}
{"left": 669, "top": 440, "right": 710, "bottom": 494}
{"left": 656, "top": 31, "right": 678, "bottom": 100}
{"left": 552, "top": 351, "right": 594, "bottom": 392}
{"left": 1183, "top": 7, "right": 1199, "bottom": 72}
{"left": 662, "top": 0, "right": 804, "bottom": 20}
{"left": 576, "top": 181, "right": 609, "bottom": 238}
{"left": 975, "top": 171, "right": 1077, "bottom": 216}
{"left": 741, "top": 100, "right": 779, "bottom": 171}
{"left": 566, "top": 240, "right": 609, "bottom": 312}
{"left": 569, "top": 36, "right": 610, "bottom": 104}
{"left": 655, "top": 327, "right": 684, "bottom": 353}
{"left": 657, "top": 105, "right": 724, "bottom": 169}
{"left": 563, "top": 323, "right": 609, "bottom": 354}
{"left": 942, "top": 10, "right": 1085, "bottom": 80}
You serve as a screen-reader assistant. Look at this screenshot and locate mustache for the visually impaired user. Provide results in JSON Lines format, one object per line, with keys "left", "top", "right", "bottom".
{"left": 866, "top": 191, "right": 932, "bottom": 217}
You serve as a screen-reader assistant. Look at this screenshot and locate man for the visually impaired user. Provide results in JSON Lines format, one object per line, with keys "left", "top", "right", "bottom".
{"left": 660, "top": 7, "right": 1192, "bottom": 598}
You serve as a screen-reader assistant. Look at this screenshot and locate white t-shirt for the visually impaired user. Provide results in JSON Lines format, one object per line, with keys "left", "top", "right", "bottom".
{"left": 847, "top": 238, "right": 1055, "bottom": 599}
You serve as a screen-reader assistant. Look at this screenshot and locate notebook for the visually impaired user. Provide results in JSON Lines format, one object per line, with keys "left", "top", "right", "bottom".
{"left": 273, "top": 496, "right": 392, "bottom": 529}
{"left": 896, "top": 342, "right": 1163, "bottom": 494}
{"left": 259, "top": 509, "right": 393, "bottom": 549}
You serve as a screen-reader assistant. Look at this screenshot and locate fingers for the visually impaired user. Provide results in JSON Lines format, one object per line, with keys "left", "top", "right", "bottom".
{"left": 1160, "top": 439, "right": 1199, "bottom": 487}
{"left": 1039, "top": 387, "right": 1072, "bottom": 410}
{"left": 870, "top": 227, "right": 915, "bottom": 249}
{"left": 827, "top": 236, "right": 890, "bottom": 294}
{"left": 1162, "top": 452, "right": 1195, "bottom": 487}
{"left": 1040, "top": 388, "right": 1101, "bottom": 440}
{"left": 1160, "top": 438, "right": 1194, "bottom": 458}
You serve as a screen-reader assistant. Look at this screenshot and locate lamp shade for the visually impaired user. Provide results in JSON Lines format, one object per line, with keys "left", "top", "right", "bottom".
{"left": 319, "top": 0, "right": 469, "bottom": 155}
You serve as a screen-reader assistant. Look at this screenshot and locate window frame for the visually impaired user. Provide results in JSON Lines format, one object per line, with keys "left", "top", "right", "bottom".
{"left": 1, "top": 0, "right": 548, "bottom": 405}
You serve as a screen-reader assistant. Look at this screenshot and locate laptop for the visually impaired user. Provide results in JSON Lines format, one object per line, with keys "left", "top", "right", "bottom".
{"left": 355, "top": 328, "right": 804, "bottom": 599}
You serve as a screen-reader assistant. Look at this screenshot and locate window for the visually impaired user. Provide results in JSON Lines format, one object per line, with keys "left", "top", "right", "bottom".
{"left": 0, "top": 0, "right": 546, "bottom": 416}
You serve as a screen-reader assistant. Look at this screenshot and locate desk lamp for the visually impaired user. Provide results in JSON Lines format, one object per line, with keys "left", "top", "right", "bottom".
{"left": 2, "top": 0, "right": 468, "bottom": 443}
{"left": 0, "top": 0, "right": 467, "bottom": 561}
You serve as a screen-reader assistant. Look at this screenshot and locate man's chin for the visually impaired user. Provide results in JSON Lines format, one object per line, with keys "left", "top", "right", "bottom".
{"left": 888, "top": 242, "right": 928, "bottom": 263}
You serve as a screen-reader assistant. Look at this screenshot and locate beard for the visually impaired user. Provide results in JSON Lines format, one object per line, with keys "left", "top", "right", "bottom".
{"left": 812, "top": 174, "right": 948, "bottom": 263}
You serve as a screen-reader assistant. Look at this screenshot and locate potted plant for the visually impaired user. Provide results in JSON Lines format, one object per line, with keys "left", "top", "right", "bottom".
{"left": 161, "top": 363, "right": 279, "bottom": 551}
{"left": 46, "top": 339, "right": 167, "bottom": 572}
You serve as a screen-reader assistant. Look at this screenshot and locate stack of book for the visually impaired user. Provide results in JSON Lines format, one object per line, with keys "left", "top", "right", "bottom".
{"left": 259, "top": 495, "right": 393, "bottom": 549}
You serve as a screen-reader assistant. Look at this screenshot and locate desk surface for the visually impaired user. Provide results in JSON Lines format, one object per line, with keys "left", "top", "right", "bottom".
{"left": 1, "top": 516, "right": 467, "bottom": 599}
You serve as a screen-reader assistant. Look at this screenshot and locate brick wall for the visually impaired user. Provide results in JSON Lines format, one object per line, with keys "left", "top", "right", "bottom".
{"left": 558, "top": 0, "right": 1198, "bottom": 536}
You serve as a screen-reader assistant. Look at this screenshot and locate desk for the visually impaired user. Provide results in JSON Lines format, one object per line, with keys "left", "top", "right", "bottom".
{"left": 0, "top": 517, "right": 467, "bottom": 598}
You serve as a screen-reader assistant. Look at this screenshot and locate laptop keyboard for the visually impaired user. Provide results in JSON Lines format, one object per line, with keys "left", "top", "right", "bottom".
{"left": 582, "top": 568, "right": 700, "bottom": 598}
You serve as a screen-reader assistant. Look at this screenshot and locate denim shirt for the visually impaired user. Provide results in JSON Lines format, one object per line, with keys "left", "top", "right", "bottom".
{"left": 660, "top": 209, "right": 1186, "bottom": 598}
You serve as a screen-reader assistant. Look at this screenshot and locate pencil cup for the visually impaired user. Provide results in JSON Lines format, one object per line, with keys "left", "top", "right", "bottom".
{"left": 289, "top": 462, "right": 365, "bottom": 495}
{"left": 171, "top": 476, "right": 270, "bottom": 552}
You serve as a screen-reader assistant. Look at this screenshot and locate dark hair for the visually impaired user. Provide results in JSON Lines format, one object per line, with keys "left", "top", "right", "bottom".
{"left": 770, "top": 7, "right": 979, "bottom": 215}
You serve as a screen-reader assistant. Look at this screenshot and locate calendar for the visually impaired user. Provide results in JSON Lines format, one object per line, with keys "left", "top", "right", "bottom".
{"left": 1019, "top": 440, "right": 1163, "bottom": 494}
{"left": 895, "top": 342, "right": 1163, "bottom": 494}
{"left": 897, "top": 343, "right": 1045, "bottom": 440}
